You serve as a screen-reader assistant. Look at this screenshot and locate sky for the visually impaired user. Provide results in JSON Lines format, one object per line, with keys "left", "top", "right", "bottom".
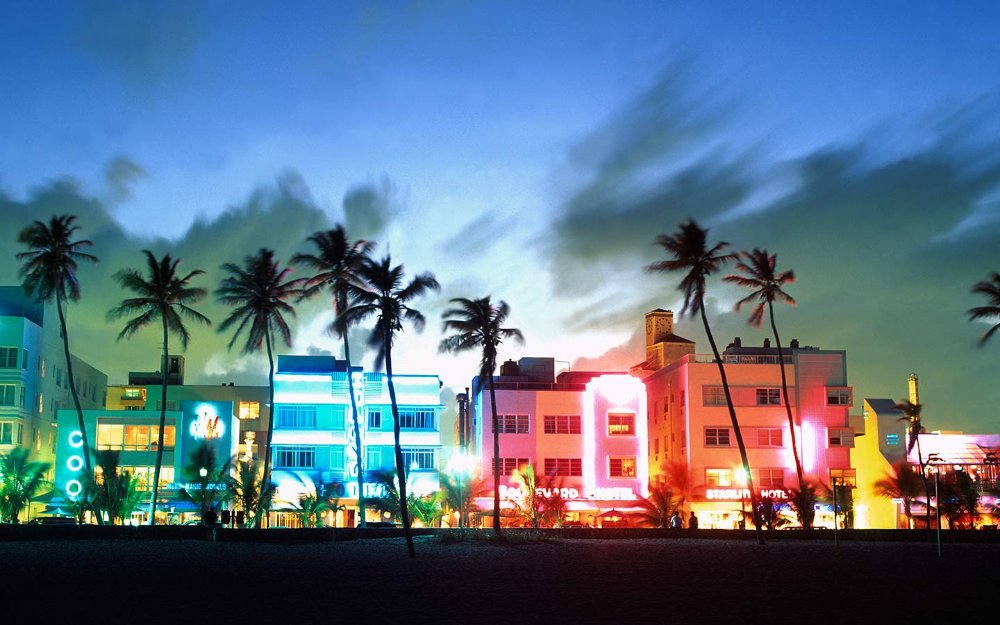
{"left": 1, "top": 1, "right": 1000, "bottom": 432}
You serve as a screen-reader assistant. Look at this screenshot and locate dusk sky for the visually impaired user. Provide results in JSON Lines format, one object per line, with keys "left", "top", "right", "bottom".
{"left": 2, "top": 1, "right": 999, "bottom": 431}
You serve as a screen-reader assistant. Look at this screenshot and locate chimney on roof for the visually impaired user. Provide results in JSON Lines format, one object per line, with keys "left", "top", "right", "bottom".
{"left": 733, "top": 337, "right": 741, "bottom": 348}
{"left": 908, "top": 373, "right": 919, "bottom": 404}
{"left": 763, "top": 338, "right": 770, "bottom": 348}
{"left": 790, "top": 339, "right": 799, "bottom": 349}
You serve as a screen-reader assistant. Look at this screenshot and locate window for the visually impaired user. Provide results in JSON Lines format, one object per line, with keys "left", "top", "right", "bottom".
{"left": 756, "top": 388, "right": 781, "bottom": 405}
{"left": 544, "top": 458, "right": 582, "bottom": 477}
{"left": 607, "top": 413, "right": 636, "bottom": 436}
{"left": 0, "top": 384, "right": 17, "bottom": 407}
{"left": 828, "top": 428, "right": 855, "bottom": 448}
{"left": 276, "top": 405, "right": 317, "bottom": 428}
{"left": 757, "top": 428, "right": 783, "bottom": 447}
{"left": 827, "top": 388, "right": 853, "bottom": 406}
{"left": 55, "top": 367, "right": 62, "bottom": 387}
{"left": 122, "top": 466, "right": 175, "bottom": 490}
{"left": 704, "top": 427, "right": 732, "bottom": 447}
{"left": 21, "top": 350, "right": 28, "bottom": 370}
{"left": 654, "top": 438, "right": 660, "bottom": 455}
{"left": 19, "top": 386, "right": 25, "bottom": 407}
{"left": 330, "top": 446, "right": 345, "bottom": 471}
{"left": 544, "top": 414, "right": 581, "bottom": 434}
{"left": 498, "top": 414, "right": 529, "bottom": 434}
{"left": 367, "top": 447, "right": 383, "bottom": 470}
{"left": 274, "top": 446, "right": 316, "bottom": 469}
{"left": 98, "top": 423, "right": 175, "bottom": 451}
{"left": 757, "top": 469, "right": 784, "bottom": 489}
{"left": 368, "top": 409, "right": 382, "bottom": 429}
{"left": 885, "top": 433, "right": 900, "bottom": 446}
{"left": 497, "top": 457, "right": 529, "bottom": 476}
{"left": 401, "top": 448, "right": 435, "bottom": 471}
{"left": 330, "top": 406, "right": 346, "bottom": 430}
{"left": 238, "top": 401, "right": 259, "bottom": 420}
{"left": 399, "top": 409, "right": 435, "bottom": 430}
{"left": 0, "top": 347, "right": 17, "bottom": 369}
{"left": 703, "top": 385, "right": 727, "bottom": 406}
{"left": 609, "top": 457, "right": 637, "bottom": 478}
{"left": 830, "top": 468, "right": 857, "bottom": 487}
{"left": 705, "top": 468, "right": 733, "bottom": 487}
{"left": 0, "top": 422, "right": 14, "bottom": 445}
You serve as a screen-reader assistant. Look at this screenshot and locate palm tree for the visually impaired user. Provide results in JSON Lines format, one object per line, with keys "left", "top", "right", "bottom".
{"left": 439, "top": 296, "right": 524, "bottom": 536}
{"left": 649, "top": 219, "right": 763, "bottom": 543}
{"left": 292, "top": 227, "right": 374, "bottom": 526}
{"left": 107, "top": 251, "right": 211, "bottom": 524}
{"left": 216, "top": 248, "right": 303, "bottom": 527}
{"left": 438, "top": 470, "right": 487, "bottom": 528}
{"left": 0, "top": 448, "right": 51, "bottom": 523}
{"left": 896, "top": 399, "right": 933, "bottom": 527}
{"left": 724, "top": 248, "right": 809, "bottom": 526}
{"left": 873, "top": 460, "right": 924, "bottom": 528}
{"left": 407, "top": 491, "right": 443, "bottom": 527}
{"left": 17, "top": 215, "right": 98, "bottom": 477}
{"left": 637, "top": 482, "right": 675, "bottom": 528}
{"left": 179, "top": 441, "right": 231, "bottom": 524}
{"left": 969, "top": 273, "right": 1000, "bottom": 345}
{"left": 227, "top": 457, "right": 274, "bottom": 528}
{"left": 340, "top": 255, "right": 440, "bottom": 557}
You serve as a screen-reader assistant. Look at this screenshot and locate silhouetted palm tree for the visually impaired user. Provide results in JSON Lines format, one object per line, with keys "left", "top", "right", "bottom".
{"left": 896, "top": 399, "right": 932, "bottom": 527}
{"left": 179, "top": 441, "right": 231, "bottom": 524}
{"left": 292, "top": 227, "right": 374, "bottom": 526}
{"left": 340, "top": 255, "right": 439, "bottom": 557}
{"left": 108, "top": 251, "right": 210, "bottom": 524}
{"left": 724, "top": 248, "right": 809, "bottom": 526}
{"left": 873, "top": 460, "right": 924, "bottom": 528}
{"left": 439, "top": 296, "right": 524, "bottom": 536}
{"left": 0, "top": 448, "right": 51, "bottom": 523}
{"left": 969, "top": 273, "right": 1000, "bottom": 345}
{"left": 227, "top": 457, "right": 274, "bottom": 528}
{"left": 17, "top": 215, "right": 98, "bottom": 477}
{"left": 216, "top": 248, "right": 303, "bottom": 527}
{"left": 637, "top": 483, "right": 675, "bottom": 528}
{"left": 649, "top": 219, "right": 763, "bottom": 543}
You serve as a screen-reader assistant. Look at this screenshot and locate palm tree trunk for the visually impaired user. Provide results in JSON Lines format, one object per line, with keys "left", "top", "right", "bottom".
{"left": 489, "top": 374, "right": 502, "bottom": 537}
{"left": 915, "top": 434, "right": 931, "bottom": 528}
{"left": 56, "top": 295, "right": 94, "bottom": 479}
{"left": 343, "top": 335, "right": 366, "bottom": 528}
{"left": 699, "top": 304, "right": 764, "bottom": 545}
{"left": 768, "top": 302, "right": 807, "bottom": 525}
{"left": 257, "top": 329, "right": 277, "bottom": 529}
{"left": 148, "top": 318, "right": 169, "bottom": 525}
{"left": 384, "top": 336, "right": 415, "bottom": 558}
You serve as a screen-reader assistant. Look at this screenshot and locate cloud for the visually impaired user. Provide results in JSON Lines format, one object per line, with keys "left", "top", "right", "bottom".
{"left": 104, "top": 156, "right": 146, "bottom": 204}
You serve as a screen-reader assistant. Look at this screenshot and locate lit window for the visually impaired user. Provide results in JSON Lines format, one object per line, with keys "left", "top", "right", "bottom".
{"left": 399, "top": 409, "right": 434, "bottom": 430}
{"left": 366, "top": 447, "right": 382, "bottom": 470}
{"left": 828, "top": 428, "right": 855, "bottom": 448}
{"left": 330, "top": 446, "right": 345, "bottom": 471}
{"left": 498, "top": 414, "right": 529, "bottom": 434}
{"left": 97, "top": 423, "right": 124, "bottom": 450}
{"left": 757, "top": 428, "right": 783, "bottom": 447}
{"left": 401, "top": 447, "right": 435, "bottom": 471}
{"left": 704, "top": 427, "right": 731, "bottom": 447}
{"left": 757, "top": 469, "right": 784, "bottom": 488}
{"left": 829, "top": 468, "right": 857, "bottom": 487}
{"left": 703, "top": 386, "right": 727, "bottom": 406}
{"left": 276, "top": 405, "right": 317, "bottom": 428}
{"left": 756, "top": 388, "right": 781, "bottom": 405}
{"left": 608, "top": 413, "right": 635, "bottom": 436}
{"left": 609, "top": 457, "right": 637, "bottom": 478}
{"left": 274, "top": 446, "right": 316, "bottom": 469}
{"left": 238, "top": 401, "right": 259, "bottom": 420}
{"left": 544, "top": 458, "right": 582, "bottom": 477}
{"left": 368, "top": 409, "right": 382, "bottom": 429}
{"left": 705, "top": 468, "right": 733, "bottom": 486}
{"left": 496, "top": 457, "right": 529, "bottom": 476}
{"left": 544, "top": 415, "right": 581, "bottom": 434}
{"left": 827, "top": 388, "right": 853, "bottom": 406}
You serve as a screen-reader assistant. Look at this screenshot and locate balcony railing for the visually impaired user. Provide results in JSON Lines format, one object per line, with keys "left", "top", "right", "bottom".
{"left": 691, "top": 354, "right": 793, "bottom": 366}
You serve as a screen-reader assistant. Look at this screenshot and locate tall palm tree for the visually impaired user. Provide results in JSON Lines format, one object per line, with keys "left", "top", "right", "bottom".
{"left": 896, "top": 399, "right": 932, "bottom": 527}
{"left": 340, "top": 255, "right": 439, "bottom": 557}
{"left": 724, "top": 248, "right": 809, "bottom": 526}
{"left": 649, "top": 219, "right": 763, "bottom": 543}
{"left": 292, "top": 226, "right": 374, "bottom": 526}
{"left": 17, "top": 215, "right": 98, "bottom": 477}
{"left": 439, "top": 296, "right": 524, "bottom": 536}
{"left": 107, "top": 251, "right": 211, "bottom": 524}
{"left": 216, "top": 248, "right": 303, "bottom": 527}
{"left": 969, "top": 273, "right": 1000, "bottom": 345}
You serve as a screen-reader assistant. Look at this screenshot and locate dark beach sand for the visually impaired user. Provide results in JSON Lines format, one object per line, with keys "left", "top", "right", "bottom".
{"left": 0, "top": 536, "right": 992, "bottom": 624}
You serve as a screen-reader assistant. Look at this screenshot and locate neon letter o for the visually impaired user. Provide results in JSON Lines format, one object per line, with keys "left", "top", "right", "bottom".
{"left": 65, "top": 479, "right": 82, "bottom": 498}
{"left": 69, "top": 430, "right": 84, "bottom": 448}
{"left": 67, "top": 455, "right": 84, "bottom": 472}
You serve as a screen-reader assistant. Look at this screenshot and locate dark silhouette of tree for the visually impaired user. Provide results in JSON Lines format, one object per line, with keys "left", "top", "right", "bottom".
{"left": 969, "top": 273, "right": 1000, "bottom": 345}
{"left": 179, "top": 441, "right": 231, "bottom": 524}
{"left": 0, "top": 448, "right": 51, "bottom": 523}
{"left": 873, "top": 460, "right": 925, "bottom": 527}
{"left": 216, "top": 248, "right": 303, "bottom": 527}
{"left": 895, "top": 399, "right": 932, "bottom": 527}
{"left": 108, "top": 251, "right": 210, "bottom": 524}
{"left": 724, "top": 248, "right": 809, "bottom": 526}
{"left": 340, "top": 255, "right": 439, "bottom": 557}
{"left": 637, "top": 482, "right": 675, "bottom": 528}
{"left": 292, "top": 226, "right": 374, "bottom": 526}
{"left": 17, "top": 215, "right": 98, "bottom": 478}
{"left": 649, "top": 219, "right": 763, "bottom": 543}
{"left": 439, "top": 296, "right": 524, "bottom": 536}
{"left": 227, "top": 457, "right": 274, "bottom": 528}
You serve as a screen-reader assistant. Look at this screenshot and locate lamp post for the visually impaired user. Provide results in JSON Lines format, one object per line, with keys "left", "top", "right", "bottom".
{"left": 927, "top": 453, "right": 943, "bottom": 558}
{"left": 449, "top": 450, "right": 475, "bottom": 529}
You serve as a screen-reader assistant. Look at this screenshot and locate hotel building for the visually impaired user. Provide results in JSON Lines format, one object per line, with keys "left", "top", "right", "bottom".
{"left": 471, "top": 357, "right": 648, "bottom": 527}
{"left": 633, "top": 309, "right": 856, "bottom": 529}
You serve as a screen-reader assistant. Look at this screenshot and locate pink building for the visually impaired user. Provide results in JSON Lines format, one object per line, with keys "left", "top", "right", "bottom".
{"left": 471, "top": 357, "right": 648, "bottom": 527}
{"left": 633, "top": 309, "right": 855, "bottom": 529}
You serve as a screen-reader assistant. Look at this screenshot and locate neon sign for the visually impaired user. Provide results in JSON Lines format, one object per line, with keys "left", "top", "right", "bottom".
{"left": 190, "top": 405, "right": 224, "bottom": 440}
{"left": 706, "top": 488, "right": 790, "bottom": 501}
{"left": 65, "top": 429, "right": 85, "bottom": 499}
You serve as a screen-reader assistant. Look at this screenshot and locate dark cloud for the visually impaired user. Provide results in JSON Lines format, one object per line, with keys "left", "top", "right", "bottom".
{"left": 104, "top": 156, "right": 146, "bottom": 204}
{"left": 549, "top": 74, "right": 1000, "bottom": 431}
{"left": 0, "top": 164, "right": 398, "bottom": 386}
{"left": 343, "top": 177, "right": 398, "bottom": 241}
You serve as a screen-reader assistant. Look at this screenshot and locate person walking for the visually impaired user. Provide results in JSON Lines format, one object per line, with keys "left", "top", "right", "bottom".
{"left": 688, "top": 511, "right": 699, "bottom": 529}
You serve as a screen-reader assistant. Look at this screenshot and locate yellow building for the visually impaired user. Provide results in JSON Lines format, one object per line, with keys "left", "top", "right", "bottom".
{"left": 850, "top": 399, "right": 899, "bottom": 528}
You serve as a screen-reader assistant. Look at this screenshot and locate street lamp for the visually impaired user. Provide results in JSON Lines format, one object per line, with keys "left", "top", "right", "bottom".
{"left": 927, "top": 453, "right": 944, "bottom": 557}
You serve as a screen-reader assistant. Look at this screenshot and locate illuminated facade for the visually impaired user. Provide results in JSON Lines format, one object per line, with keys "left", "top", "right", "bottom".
{"left": 271, "top": 355, "right": 444, "bottom": 527}
{"left": 471, "top": 357, "right": 648, "bottom": 526}
{"left": 633, "top": 309, "right": 855, "bottom": 529}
